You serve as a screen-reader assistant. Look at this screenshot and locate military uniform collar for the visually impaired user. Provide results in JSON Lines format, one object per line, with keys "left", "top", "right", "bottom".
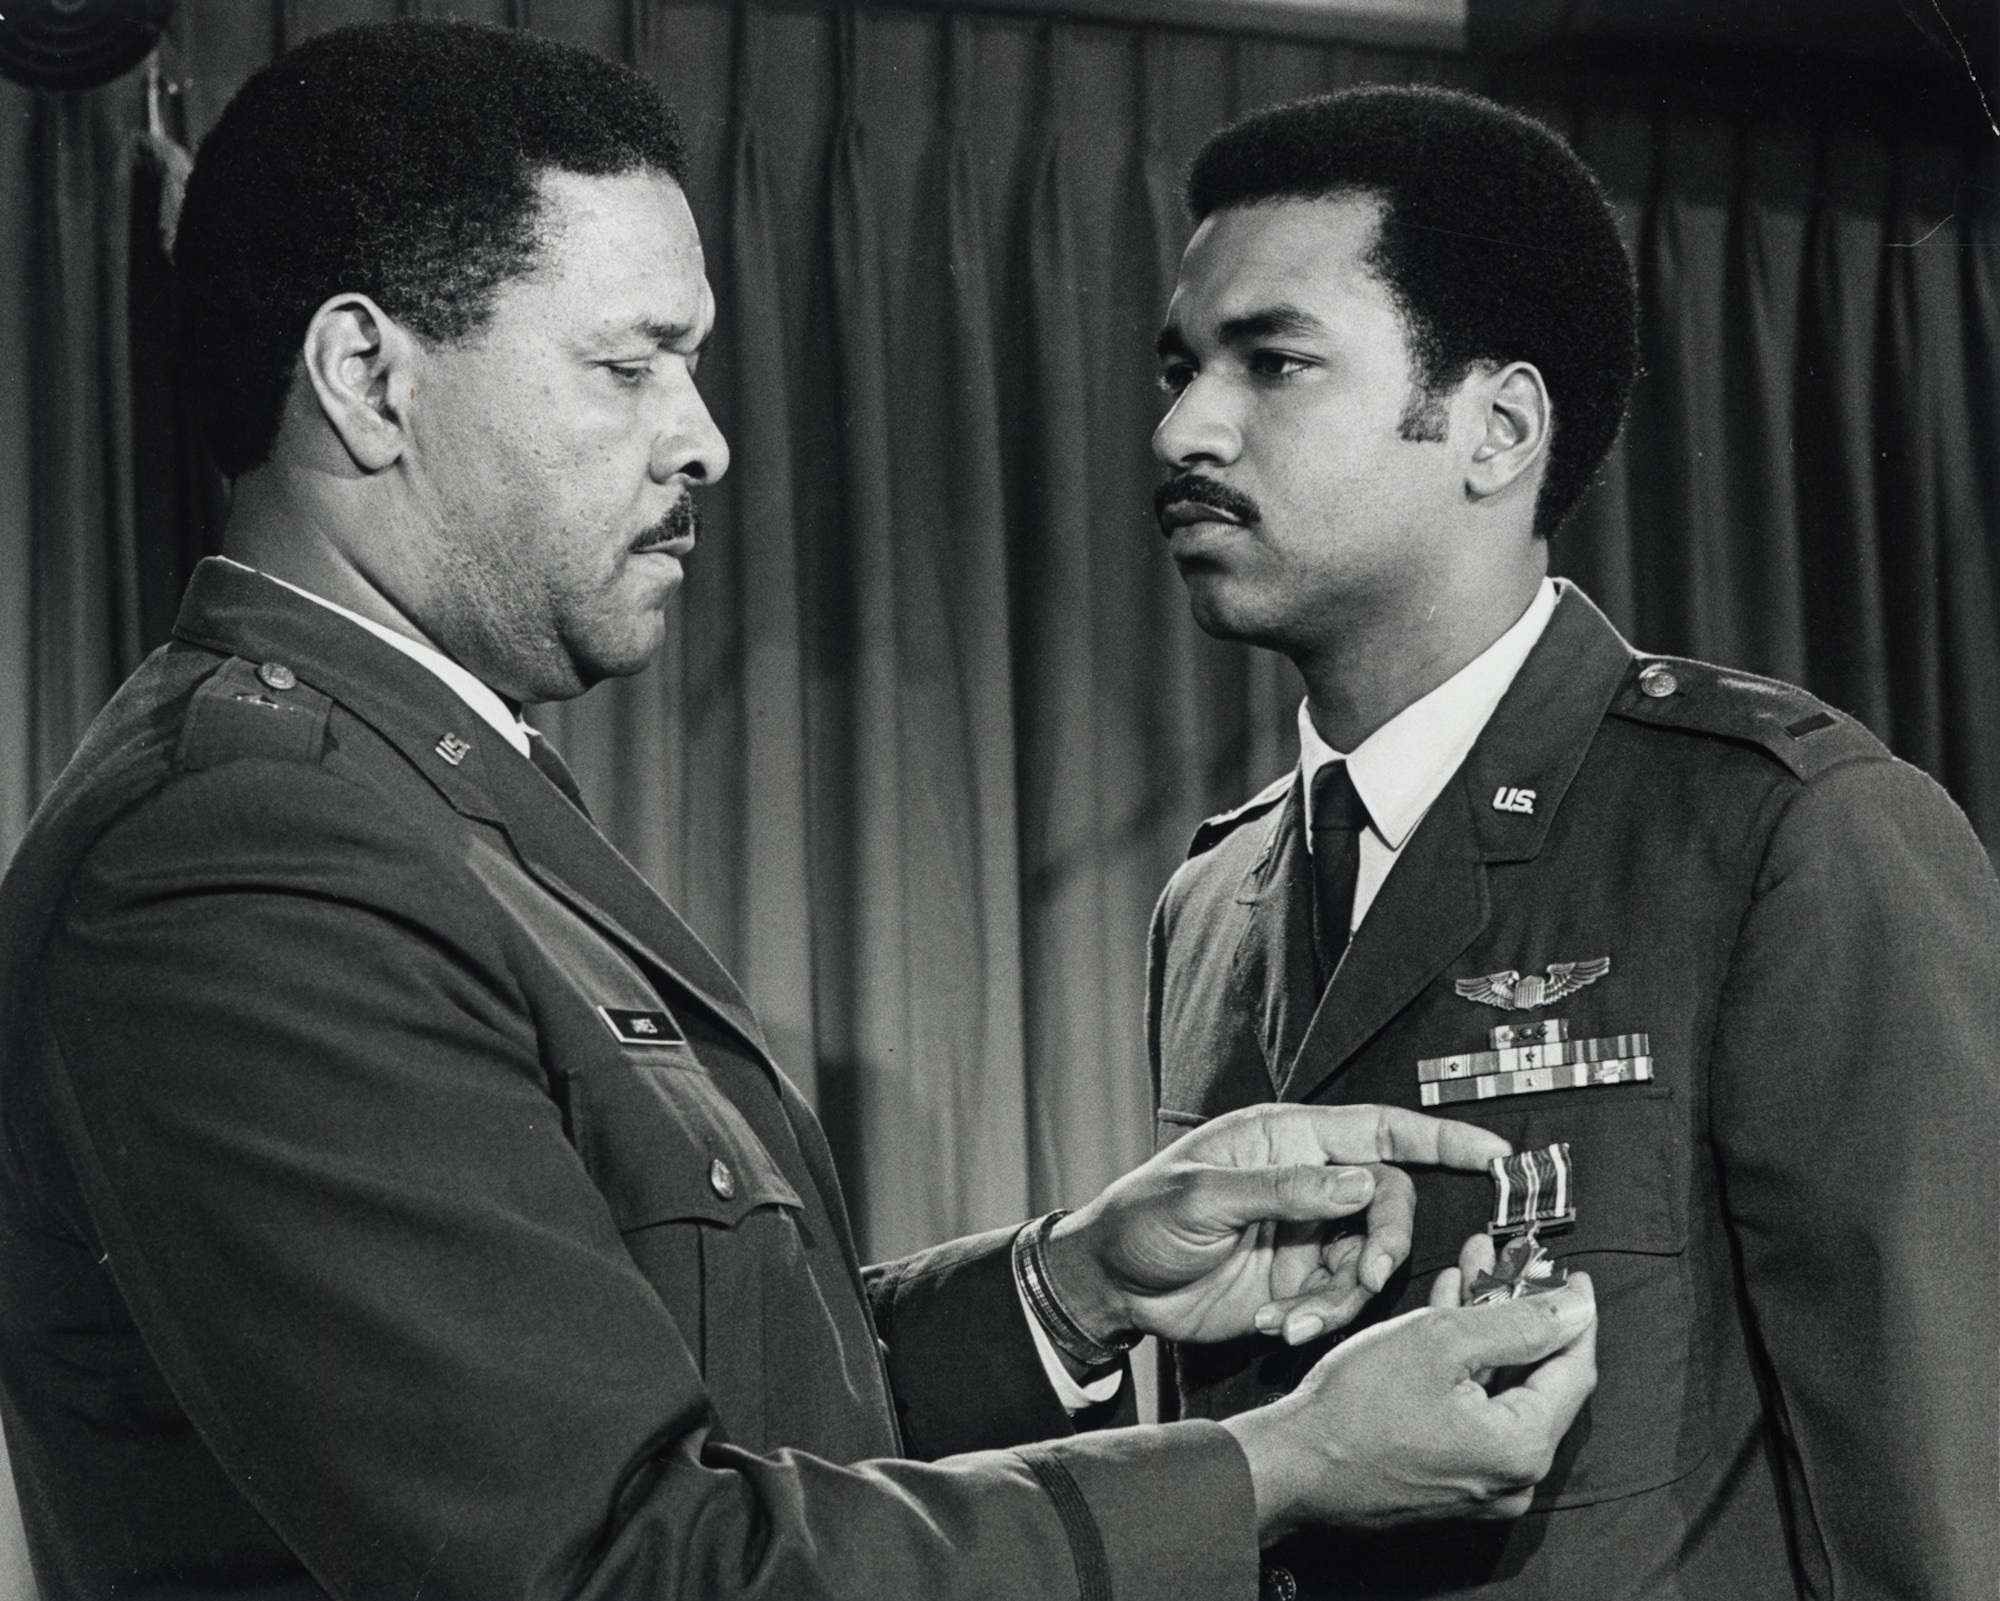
{"left": 1298, "top": 578, "right": 1561, "bottom": 854}
{"left": 171, "top": 558, "right": 778, "bottom": 1069}
{"left": 1459, "top": 580, "right": 1637, "bottom": 863}
{"left": 174, "top": 557, "right": 514, "bottom": 826}
{"left": 212, "top": 558, "right": 534, "bottom": 759}
{"left": 1265, "top": 581, "right": 1637, "bottom": 1103}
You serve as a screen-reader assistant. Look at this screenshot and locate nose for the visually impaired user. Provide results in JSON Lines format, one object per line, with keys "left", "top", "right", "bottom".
{"left": 1151, "top": 374, "right": 1241, "bottom": 472}
{"left": 652, "top": 363, "right": 731, "bottom": 486}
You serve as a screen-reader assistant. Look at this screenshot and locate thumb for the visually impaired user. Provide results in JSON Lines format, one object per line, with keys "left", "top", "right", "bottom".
{"left": 1191, "top": 1162, "right": 1376, "bottom": 1229}
{"left": 1442, "top": 1277, "right": 1596, "bottom": 1375}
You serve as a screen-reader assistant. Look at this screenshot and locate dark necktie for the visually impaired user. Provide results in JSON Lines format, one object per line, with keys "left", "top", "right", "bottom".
{"left": 526, "top": 728, "right": 593, "bottom": 820}
{"left": 1309, "top": 760, "right": 1369, "bottom": 985}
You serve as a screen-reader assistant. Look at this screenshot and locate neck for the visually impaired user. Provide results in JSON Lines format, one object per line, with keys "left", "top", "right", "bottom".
{"left": 1297, "top": 557, "right": 1546, "bottom": 751}
{"left": 221, "top": 468, "right": 442, "bottom": 658}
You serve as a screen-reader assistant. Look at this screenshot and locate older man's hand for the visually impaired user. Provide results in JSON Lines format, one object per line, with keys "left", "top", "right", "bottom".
{"left": 1225, "top": 1275, "right": 1599, "bottom": 1537}
{"left": 1042, "top": 1104, "right": 1509, "bottom": 1350}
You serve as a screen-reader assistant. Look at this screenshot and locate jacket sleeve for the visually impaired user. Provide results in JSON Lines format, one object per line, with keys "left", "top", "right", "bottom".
{"left": 865, "top": 1230, "right": 1138, "bottom": 1461}
{"left": 1707, "top": 756, "right": 2000, "bottom": 1600}
{"left": 35, "top": 762, "right": 1256, "bottom": 1601}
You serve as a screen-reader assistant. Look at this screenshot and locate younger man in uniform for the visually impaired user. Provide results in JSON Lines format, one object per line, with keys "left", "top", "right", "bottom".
{"left": 1150, "top": 85, "right": 1998, "bottom": 1599}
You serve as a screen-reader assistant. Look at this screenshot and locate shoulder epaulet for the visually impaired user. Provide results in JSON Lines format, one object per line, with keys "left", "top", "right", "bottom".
{"left": 176, "top": 656, "right": 334, "bottom": 773}
{"left": 1609, "top": 655, "right": 1887, "bottom": 782}
{"left": 1187, "top": 772, "right": 1293, "bottom": 859}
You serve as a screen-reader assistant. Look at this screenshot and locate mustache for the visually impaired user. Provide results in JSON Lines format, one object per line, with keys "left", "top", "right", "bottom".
{"left": 1153, "top": 472, "right": 1261, "bottom": 536}
{"left": 632, "top": 493, "right": 702, "bottom": 553}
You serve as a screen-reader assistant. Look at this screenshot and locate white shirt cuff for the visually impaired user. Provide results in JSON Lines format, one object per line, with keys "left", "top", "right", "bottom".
{"left": 1016, "top": 1270, "right": 1124, "bottom": 1412}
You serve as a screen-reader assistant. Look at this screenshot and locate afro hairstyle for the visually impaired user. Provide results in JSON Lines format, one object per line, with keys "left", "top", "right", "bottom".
{"left": 1185, "top": 86, "right": 1638, "bottom": 539}
{"left": 174, "top": 18, "right": 686, "bottom": 478}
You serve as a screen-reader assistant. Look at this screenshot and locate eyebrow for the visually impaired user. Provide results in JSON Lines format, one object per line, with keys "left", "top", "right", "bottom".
{"left": 624, "top": 317, "right": 711, "bottom": 354}
{"left": 1155, "top": 303, "right": 1328, "bottom": 361}
{"left": 1220, "top": 305, "right": 1326, "bottom": 342}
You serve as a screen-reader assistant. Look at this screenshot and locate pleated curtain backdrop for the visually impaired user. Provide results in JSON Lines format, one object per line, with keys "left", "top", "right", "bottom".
{"left": 3, "top": 2, "right": 1996, "bottom": 1278}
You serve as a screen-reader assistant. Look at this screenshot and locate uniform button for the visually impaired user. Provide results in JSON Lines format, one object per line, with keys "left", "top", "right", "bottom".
{"left": 1638, "top": 664, "right": 1679, "bottom": 698}
{"left": 1261, "top": 1563, "right": 1298, "bottom": 1601}
{"left": 258, "top": 661, "right": 297, "bottom": 691}
{"left": 708, "top": 1157, "right": 736, "bottom": 1200}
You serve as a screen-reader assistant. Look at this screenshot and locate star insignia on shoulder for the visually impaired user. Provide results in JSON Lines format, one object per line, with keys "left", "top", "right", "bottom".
{"left": 1455, "top": 957, "right": 1611, "bottom": 1012}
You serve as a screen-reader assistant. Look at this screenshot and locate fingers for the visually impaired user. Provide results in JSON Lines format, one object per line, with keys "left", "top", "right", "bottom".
{"left": 1281, "top": 1104, "right": 1511, "bottom": 1170}
{"left": 1262, "top": 1281, "right": 1594, "bottom": 1530}
{"left": 1477, "top": 1488, "right": 1538, "bottom": 1521}
{"left": 1248, "top": 1173, "right": 1459, "bottom": 1338}
{"left": 1431, "top": 1235, "right": 1495, "bottom": 1311}
{"left": 1356, "top": 1164, "right": 1413, "bottom": 1293}
{"left": 1478, "top": 1332, "right": 1596, "bottom": 1500}
{"left": 1440, "top": 1274, "right": 1597, "bottom": 1377}
{"left": 1490, "top": 1271, "right": 1598, "bottom": 1438}
{"left": 1256, "top": 1244, "right": 1374, "bottom": 1344}
{"left": 1177, "top": 1104, "right": 1509, "bottom": 1174}
{"left": 1191, "top": 1162, "right": 1377, "bottom": 1233}
{"left": 1268, "top": 1301, "right": 1344, "bottom": 1346}
{"left": 1362, "top": 1106, "right": 1512, "bottom": 1172}
{"left": 1268, "top": 1161, "right": 1419, "bottom": 1306}
{"left": 1452, "top": 1274, "right": 1596, "bottom": 1513}
{"left": 1448, "top": 1235, "right": 1500, "bottom": 1382}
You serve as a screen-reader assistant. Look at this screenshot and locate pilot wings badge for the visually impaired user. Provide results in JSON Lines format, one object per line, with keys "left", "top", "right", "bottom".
{"left": 1455, "top": 957, "right": 1610, "bottom": 1012}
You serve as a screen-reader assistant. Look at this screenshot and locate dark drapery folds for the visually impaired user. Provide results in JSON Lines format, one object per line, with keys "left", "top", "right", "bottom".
{"left": 2, "top": 1, "right": 1995, "bottom": 1271}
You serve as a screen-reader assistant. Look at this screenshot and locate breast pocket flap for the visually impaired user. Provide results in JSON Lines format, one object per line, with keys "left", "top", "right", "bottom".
{"left": 1406, "top": 1085, "right": 1683, "bottom": 1278}
{"left": 573, "top": 1046, "right": 803, "bottom": 1232}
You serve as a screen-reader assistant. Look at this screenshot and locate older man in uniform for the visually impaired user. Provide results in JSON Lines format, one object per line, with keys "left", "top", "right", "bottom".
{"left": 0, "top": 25, "right": 1604, "bottom": 1601}
{"left": 1148, "top": 87, "right": 1999, "bottom": 1599}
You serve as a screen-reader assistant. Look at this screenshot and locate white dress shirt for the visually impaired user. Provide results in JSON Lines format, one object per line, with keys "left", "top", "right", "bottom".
{"left": 1043, "top": 586, "right": 1558, "bottom": 1413}
{"left": 1021, "top": 1269, "right": 1124, "bottom": 1412}
{"left": 1299, "top": 579, "right": 1559, "bottom": 934}
{"left": 222, "top": 558, "right": 533, "bottom": 757}
{"left": 223, "top": 561, "right": 1112, "bottom": 1410}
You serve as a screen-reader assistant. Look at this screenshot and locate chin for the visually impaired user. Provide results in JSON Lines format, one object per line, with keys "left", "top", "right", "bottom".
{"left": 1179, "top": 571, "right": 1266, "bottom": 645}
{"left": 575, "top": 618, "right": 670, "bottom": 687}
{"left": 1187, "top": 591, "right": 1314, "bottom": 664}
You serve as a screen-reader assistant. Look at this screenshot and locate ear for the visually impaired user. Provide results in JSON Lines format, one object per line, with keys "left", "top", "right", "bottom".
{"left": 299, "top": 293, "right": 420, "bottom": 473}
{"left": 1463, "top": 361, "right": 1550, "bottom": 504}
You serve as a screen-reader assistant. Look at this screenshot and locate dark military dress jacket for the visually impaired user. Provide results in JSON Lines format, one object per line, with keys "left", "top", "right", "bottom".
{"left": 1151, "top": 583, "right": 1999, "bottom": 1601}
{"left": 0, "top": 560, "right": 1257, "bottom": 1600}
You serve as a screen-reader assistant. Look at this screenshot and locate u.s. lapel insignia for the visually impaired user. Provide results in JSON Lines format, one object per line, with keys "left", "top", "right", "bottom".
{"left": 1491, "top": 786, "right": 1537, "bottom": 815}
{"left": 1455, "top": 956, "right": 1610, "bottom": 1012}
{"left": 435, "top": 731, "right": 473, "bottom": 766}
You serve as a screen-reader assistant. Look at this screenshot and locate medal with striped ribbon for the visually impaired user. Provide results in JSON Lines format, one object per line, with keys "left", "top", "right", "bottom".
{"left": 1488, "top": 1142, "right": 1575, "bottom": 1238}
{"left": 1465, "top": 1142, "right": 1576, "bottom": 1304}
